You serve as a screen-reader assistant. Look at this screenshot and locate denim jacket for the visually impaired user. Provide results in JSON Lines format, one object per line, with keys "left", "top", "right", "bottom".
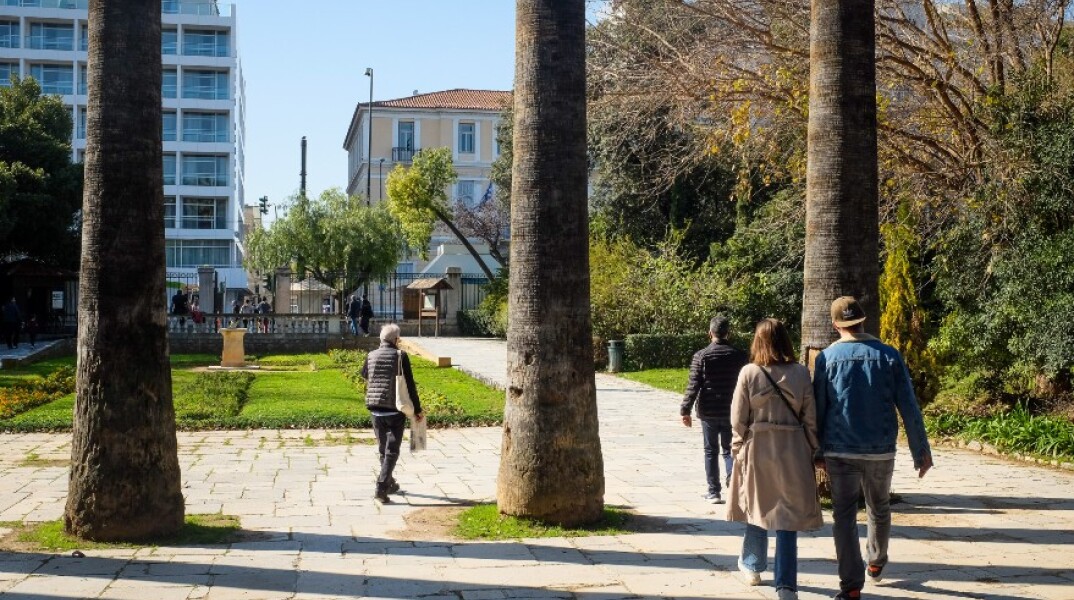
{"left": 813, "top": 334, "right": 931, "bottom": 468}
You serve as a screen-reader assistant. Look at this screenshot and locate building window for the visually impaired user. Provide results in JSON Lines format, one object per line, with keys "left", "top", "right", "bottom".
{"left": 166, "top": 239, "right": 231, "bottom": 268}
{"left": 456, "top": 180, "right": 475, "bottom": 207}
{"left": 182, "top": 112, "right": 229, "bottom": 143}
{"left": 163, "top": 153, "right": 176, "bottom": 186}
{"left": 162, "top": 0, "right": 179, "bottom": 14}
{"left": 28, "top": 22, "right": 74, "bottom": 51}
{"left": 180, "top": 197, "right": 227, "bottom": 229}
{"left": 0, "top": 21, "right": 19, "bottom": 49}
{"left": 162, "top": 111, "right": 176, "bottom": 142}
{"left": 182, "top": 29, "right": 228, "bottom": 57}
{"left": 162, "top": 29, "right": 177, "bottom": 55}
{"left": 164, "top": 196, "right": 176, "bottom": 229}
{"left": 79, "top": 23, "right": 86, "bottom": 51}
{"left": 182, "top": 70, "right": 228, "bottom": 100}
{"left": 398, "top": 121, "right": 415, "bottom": 150}
{"left": 76, "top": 106, "right": 85, "bottom": 139}
{"left": 28, "top": 63, "right": 73, "bottom": 95}
{"left": 458, "top": 122, "right": 475, "bottom": 154}
{"left": 77, "top": 63, "right": 86, "bottom": 95}
{"left": 181, "top": 155, "right": 228, "bottom": 187}
{"left": 162, "top": 68, "right": 177, "bottom": 99}
{"left": 0, "top": 63, "right": 16, "bottom": 87}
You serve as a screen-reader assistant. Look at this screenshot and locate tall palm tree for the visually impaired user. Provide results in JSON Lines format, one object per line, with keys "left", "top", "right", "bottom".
{"left": 65, "top": 0, "right": 184, "bottom": 541}
{"left": 497, "top": 0, "right": 604, "bottom": 526}
{"left": 801, "top": 1, "right": 880, "bottom": 362}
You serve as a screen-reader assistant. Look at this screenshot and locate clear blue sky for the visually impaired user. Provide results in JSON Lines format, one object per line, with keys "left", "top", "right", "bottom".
{"left": 235, "top": 1, "right": 517, "bottom": 212}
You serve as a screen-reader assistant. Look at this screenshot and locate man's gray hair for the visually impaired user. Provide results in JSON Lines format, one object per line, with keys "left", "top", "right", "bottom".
{"left": 709, "top": 315, "right": 731, "bottom": 339}
{"left": 380, "top": 323, "right": 401, "bottom": 344}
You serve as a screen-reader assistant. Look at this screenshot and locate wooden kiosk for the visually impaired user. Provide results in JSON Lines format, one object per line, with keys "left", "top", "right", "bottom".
{"left": 406, "top": 277, "right": 453, "bottom": 337}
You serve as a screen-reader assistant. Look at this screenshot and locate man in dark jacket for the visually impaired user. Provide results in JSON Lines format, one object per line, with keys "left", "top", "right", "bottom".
{"left": 2, "top": 297, "right": 21, "bottom": 349}
{"left": 681, "top": 315, "right": 749, "bottom": 503}
{"left": 360, "top": 323, "right": 424, "bottom": 503}
{"left": 346, "top": 293, "right": 361, "bottom": 335}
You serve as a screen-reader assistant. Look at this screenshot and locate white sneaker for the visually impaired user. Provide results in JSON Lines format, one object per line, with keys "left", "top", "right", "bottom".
{"left": 703, "top": 492, "right": 724, "bottom": 504}
{"left": 738, "top": 562, "right": 761, "bottom": 586}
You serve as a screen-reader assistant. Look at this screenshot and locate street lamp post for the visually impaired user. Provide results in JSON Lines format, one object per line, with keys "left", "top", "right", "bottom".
{"left": 364, "top": 67, "right": 373, "bottom": 206}
{"left": 379, "top": 157, "right": 385, "bottom": 201}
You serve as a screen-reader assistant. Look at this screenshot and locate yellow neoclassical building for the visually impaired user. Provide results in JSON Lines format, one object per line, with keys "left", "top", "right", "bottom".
{"left": 343, "top": 88, "right": 511, "bottom": 205}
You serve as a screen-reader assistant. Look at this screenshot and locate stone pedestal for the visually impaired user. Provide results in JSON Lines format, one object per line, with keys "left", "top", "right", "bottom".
{"left": 220, "top": 328, "right": 247, "bottom": 368}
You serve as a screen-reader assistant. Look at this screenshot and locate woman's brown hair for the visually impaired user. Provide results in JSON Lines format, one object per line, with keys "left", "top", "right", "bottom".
{"left": 750, "top": 318, "right": 797, "bottom": 366}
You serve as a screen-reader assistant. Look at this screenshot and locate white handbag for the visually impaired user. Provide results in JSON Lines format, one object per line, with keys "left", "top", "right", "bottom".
{"left": 394, "top": 350, "right": 416, "bottom": 417}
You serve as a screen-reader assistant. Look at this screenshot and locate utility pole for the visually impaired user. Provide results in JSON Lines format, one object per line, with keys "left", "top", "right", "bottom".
{"left": 300, "top": 136, "right": 307, "bottom": 197}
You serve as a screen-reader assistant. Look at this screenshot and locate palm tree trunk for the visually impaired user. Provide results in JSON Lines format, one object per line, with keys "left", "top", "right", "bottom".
{"left": 497, "top": 0, "right": 604, "bottom": 526}
{"left": 66, "top": 0, "right": 184, "bottom": 541}
{"left": 802, "top": 0, "right": 881, "bottom": 363}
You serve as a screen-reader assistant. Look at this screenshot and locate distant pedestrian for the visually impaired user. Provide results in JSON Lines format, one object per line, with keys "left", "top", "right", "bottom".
{"left": 814, "top": 296, "right": 933, "bottom": 600}
{"left": 24, "top": 314, "right": 39, "bottom": 349}
{"left": 2, "top": 297, "right": 21, "bottom": 349}
{"left": 171, "top": 288, "right": 189, "bottom": 327}
{"left": 239, "top": 297, "right": 255, "bottom": 331}
{"left": 680, "top": 315, "right": 748, "bottom": 504}
{"left": 726, "top": 318, "right": 822, "bottom": 600}
{"left": 191, "top": 302, "right": 205, "bottom": 325}
{"left": 257, "top": 296, "right": 271, "bottom": 332}
{"left": 360, "top": 323, "right": 424, "bottom": 504}
{"left": 346, "top": 293, "right": 361, "bottom": 335}
{"left": 359, "top": 295, "right": 373, "bottom": 336}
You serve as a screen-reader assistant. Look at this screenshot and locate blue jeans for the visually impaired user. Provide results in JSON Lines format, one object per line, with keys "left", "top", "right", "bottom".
{"left": 827, "top": 456, "right": 895, "bottom": 593}
{"left": 701, "top": 418, "right": 732, "bottom": 494}
{"left": 349, "top": 317, "right": 360, "bottom": 335}
{"left": 740, "top": 524, "right": 797, "bottom": 591}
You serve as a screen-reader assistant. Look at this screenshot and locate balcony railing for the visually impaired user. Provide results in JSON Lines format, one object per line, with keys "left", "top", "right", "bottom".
{"left": 392, "top": 147, "right": 416, "bottom": 162}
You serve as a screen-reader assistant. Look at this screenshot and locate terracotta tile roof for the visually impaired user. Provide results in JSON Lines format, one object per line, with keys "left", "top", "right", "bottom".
{"left": 375, "top": 89, "right": 511, "bottom": 111}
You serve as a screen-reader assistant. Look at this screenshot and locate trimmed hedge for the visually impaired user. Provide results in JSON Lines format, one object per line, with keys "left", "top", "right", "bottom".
{"left": 457, "top": 310, "right": 500, "bottom": 337}
{"left": 623, "top": 333, "right": 709, "bottom": 371}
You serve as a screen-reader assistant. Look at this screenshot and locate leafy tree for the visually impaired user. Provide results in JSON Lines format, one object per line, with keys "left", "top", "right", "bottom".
{"left": 245, "top": 188, "right": 403, "bottom": 304}
{"left": 384, "top": 146, "right": 498, "bottom": 279}
{"left": 66, "top": 0, "right": 183, "bottom": 542}
{"left": 498, "top": 0, "right": 604, "bottom": 526}
{"left": 0, "top": 77, "right": 83, "bottom": 266}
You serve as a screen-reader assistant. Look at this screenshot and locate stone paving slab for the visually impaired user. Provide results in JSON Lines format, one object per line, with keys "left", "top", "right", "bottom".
{"left": 0, "top": 337, "right": 1072, "bottom": 599}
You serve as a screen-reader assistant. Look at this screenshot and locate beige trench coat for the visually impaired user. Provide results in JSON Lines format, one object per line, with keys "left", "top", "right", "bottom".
{"left": 725, "top": 362, "right": 823, "bottom": 531}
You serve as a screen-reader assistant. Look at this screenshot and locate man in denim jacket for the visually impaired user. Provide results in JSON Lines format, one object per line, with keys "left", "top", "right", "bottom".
{"left": 813, "top": 296, "right": 933, "bottom": 600}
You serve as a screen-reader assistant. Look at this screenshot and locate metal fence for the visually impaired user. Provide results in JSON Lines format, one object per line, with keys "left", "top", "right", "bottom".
{"left": 288, "top": 270, "right": 491, "bottom": 319}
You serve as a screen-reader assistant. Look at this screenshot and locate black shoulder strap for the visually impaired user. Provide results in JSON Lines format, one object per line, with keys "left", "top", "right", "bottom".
{"left": 759, "top": 366, "right": 804, "bottom": 426}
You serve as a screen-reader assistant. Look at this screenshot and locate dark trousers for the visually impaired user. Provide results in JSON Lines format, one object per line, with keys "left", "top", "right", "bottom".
{"left": 372, "top": 413, "right": 406, "bottom": 491}
{"left": 3, "top": 323, "right": 18, "bottom": 348}
{"left": 701, "top": 417, "right": 733, "bottom": 494}
{"left": 827, "top": 456, "right": 895, "bottom": 593}
{"left": 359, "top": 316, "right": 370, "bottom": 335}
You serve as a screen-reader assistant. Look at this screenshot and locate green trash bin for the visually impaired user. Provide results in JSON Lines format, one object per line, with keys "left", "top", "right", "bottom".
{"left": 607, "top": 340, "right": 624, "bottom": 373}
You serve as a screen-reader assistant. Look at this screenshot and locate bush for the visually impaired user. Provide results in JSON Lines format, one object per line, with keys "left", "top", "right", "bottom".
{"left": 0, "top": 364, "right": 77, "bottom": 419}
{"left": 624, "top": 333, "right": 709, "bottom": 371}
{"left": 458, "top": 309, "right": 504, "bottom": 337}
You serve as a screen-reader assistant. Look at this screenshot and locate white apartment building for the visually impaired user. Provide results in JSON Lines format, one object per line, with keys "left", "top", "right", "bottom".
{"left": 343, "top": 88, "right": 510, "bottom": 273}
{"left": 0, "top": 0, "right": 247, "bottom": 304}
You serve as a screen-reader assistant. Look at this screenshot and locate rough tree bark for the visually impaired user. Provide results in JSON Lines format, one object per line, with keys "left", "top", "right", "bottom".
{"left": 65, "top": 0, "right": 184, "bottom": 541}
{"left": 497, "top": 0, "right": 605, "bottom": 526}
{"left": 801, "top": 0, "right": 881, "bottom": 361}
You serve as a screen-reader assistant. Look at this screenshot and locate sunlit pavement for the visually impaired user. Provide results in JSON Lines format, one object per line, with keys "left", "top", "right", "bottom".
{"left": 0, "top": 337, "right": 1071, "bottom": 599}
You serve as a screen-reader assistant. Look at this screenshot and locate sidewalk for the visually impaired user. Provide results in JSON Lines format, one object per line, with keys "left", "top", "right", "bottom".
{"left": 0, "top": 337, "right": 1070, "bottom": 599}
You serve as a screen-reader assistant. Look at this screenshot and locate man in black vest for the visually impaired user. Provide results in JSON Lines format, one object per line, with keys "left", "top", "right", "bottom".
{"left": 681, "top": 315, "right": 748, "bottom": 503}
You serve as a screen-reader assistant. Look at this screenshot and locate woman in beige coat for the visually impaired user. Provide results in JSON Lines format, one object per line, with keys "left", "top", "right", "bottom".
{"left": 726, "top": 318, "right": 822, "bottom": 600}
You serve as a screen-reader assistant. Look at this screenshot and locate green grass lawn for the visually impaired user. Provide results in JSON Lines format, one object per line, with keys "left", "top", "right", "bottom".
{"left": 0, "top": 351, "right": 504, "bottom": 431}
{"left": 617, "top": 368, "right": 689, "bottom": 394}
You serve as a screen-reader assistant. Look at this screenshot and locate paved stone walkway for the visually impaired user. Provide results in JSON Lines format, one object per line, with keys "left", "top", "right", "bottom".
{"left": 0, "top": 337, "right": 1072, "bottom": 599}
